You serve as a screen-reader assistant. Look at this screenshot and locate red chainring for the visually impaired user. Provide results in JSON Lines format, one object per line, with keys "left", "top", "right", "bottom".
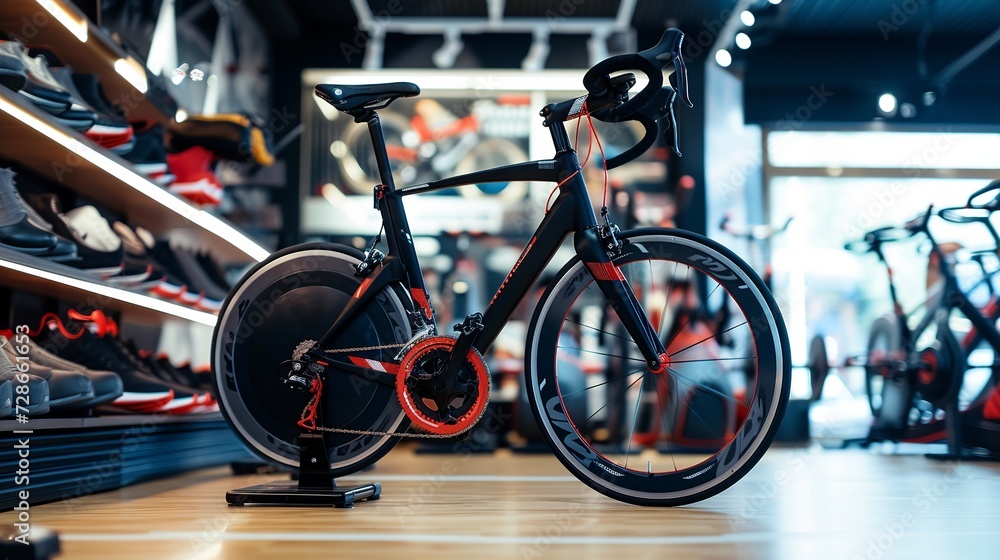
{"left": 396, "top": 336, "right": 490, "bottom": 436}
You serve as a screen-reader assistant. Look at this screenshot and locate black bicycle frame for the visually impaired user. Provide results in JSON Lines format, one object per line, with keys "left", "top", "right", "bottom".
{"left": 909, "top": 238, "right": 1000, "bottom": 353}
{"left": 316, "top": 111, "right": 668, "bottom": 373}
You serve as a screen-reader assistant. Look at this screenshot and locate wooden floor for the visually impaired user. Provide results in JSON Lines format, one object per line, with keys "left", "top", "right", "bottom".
{"left": 5, "top": 444, "right": 1000, "bottom": 559}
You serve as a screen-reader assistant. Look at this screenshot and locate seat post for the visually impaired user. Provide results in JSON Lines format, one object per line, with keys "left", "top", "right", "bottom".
{"left": 366, "top": 112, "right": 396, "bottom": 191}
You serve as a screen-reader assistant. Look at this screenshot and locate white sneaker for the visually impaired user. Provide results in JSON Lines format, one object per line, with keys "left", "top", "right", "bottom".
{"left": 62, "top": 206, "right": 121, "bottom": 253}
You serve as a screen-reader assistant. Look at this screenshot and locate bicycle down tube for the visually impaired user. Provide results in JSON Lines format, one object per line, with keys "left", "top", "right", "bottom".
{"left": 318, "top": 116, "right": 668, "bottom": 372}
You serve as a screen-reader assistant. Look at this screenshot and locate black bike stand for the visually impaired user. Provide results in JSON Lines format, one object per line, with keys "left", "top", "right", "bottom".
{"left": 226, "top": 433, "right": 381, "bottom": 507}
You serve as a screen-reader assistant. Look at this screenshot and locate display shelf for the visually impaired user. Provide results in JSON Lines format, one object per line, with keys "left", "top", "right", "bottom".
{"left": 0, "top": 245, "right": 217, "bottom": 326}
{"left": 0, "top": 411, "right": 225, "bottom": 431}
{"left": 0, "top": 414, "right": 250, "bottom": 510}
{"left": 0, "top": 0, "right": 172, "bottom": 125}
{"left": 0, "top": 89, "right": 269, "bottom": 264}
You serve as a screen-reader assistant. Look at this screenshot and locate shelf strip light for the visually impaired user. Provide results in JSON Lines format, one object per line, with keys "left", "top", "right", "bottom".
{"left": 0, "top": 258, "right": 218, "bottom": 326}
{"left": 0, "top": 95, "right": 270, "bottom": 262}
{"left": 36, "top": 0, "right": 88, "bottom": 43}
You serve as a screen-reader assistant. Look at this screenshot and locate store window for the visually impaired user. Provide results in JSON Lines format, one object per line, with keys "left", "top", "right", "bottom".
{"left": 764, "top": 130, "right": 1000, "bottom": 368}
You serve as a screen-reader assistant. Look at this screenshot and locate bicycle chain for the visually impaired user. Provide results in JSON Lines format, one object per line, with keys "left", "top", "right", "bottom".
{"left": 293, "top": 339, "right": 467, "bottom": 439}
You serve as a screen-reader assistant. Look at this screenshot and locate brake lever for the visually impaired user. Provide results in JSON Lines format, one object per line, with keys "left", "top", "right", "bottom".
{"left": 660, "top": 89, "right": 681, "bottom": 156}
{"left": 669, "top": 54, "right": 693, "bottom": 108}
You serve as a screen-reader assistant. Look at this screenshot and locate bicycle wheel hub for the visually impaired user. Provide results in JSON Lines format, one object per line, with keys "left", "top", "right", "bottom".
{"left": 915, "top": 346, "right": 952, "bottom": 403}
{"left": 396, "top": 336, "right": 490, "bottom": 436}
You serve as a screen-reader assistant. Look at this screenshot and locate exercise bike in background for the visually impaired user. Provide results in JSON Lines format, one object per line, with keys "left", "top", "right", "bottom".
{"left": 811, "top": 180, "right": 1000, "bottom": 459}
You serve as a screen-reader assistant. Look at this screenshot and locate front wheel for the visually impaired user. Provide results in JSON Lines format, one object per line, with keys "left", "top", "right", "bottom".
{"left": 525, "top": 228, "right": 790, "bottom": 506}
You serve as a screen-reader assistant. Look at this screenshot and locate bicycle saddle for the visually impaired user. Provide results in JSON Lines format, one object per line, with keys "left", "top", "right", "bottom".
{"left": 315, "top": 82, "right": 420, "bottom": 121}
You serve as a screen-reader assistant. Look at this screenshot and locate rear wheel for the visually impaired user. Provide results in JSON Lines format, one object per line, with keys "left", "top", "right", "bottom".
{"left": 865, "top": 316, "right": 903, "bottom": 417}
{"left": 212, "top": 243, "right": 413, "bottom": 476}
{"left": 526, "top": 229, "right": 790, "bottom": 506}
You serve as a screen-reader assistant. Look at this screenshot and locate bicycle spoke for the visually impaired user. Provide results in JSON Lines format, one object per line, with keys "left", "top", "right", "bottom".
{"left": 669, "top": 321, "right": 747, "bottom": 357}
{"left": 565, "top": 318, "right": 635, "bottom": 343}
{"left": 559, "top": 367, "right": 648, "bottom": 399}
{"left": 659, "top": 262, "right": 685, "bottom": 341}
{"left": 623, "top": 371, "right": 646, "bottom": 468}
{"left": 667, "top": 367, "right": 748, "bottom": 407}
{"left": 559, "top": 345, "right": 647, "bottom": 363}
{"left": 670, "top": 356, "right": 756, "bottom": 365}
{"left": 583, "top": 372, "right": 645, "bottom": 427}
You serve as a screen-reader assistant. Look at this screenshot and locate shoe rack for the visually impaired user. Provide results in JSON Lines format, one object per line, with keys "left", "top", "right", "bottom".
{"left": 0, "top": 0, "right": 171, "bottom": 125}
{"left": 0, "top": 1, "right": 270, "bottom": 326}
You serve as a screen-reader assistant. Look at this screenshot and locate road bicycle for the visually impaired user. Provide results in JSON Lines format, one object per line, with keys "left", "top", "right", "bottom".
{"left": 212, "top": 29, "right": 791, "bottom": 506}
{"left": 832, "top": 182, "right": 1000, "bottom": 457}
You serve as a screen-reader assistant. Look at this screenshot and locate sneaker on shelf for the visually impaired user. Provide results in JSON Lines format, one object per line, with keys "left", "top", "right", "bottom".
{"left": 14, "top": 185, "right": 79, "bottom": 263}
{"left": 52, "top": 67, "right": 135, "bottom": 137}
{"left": 9, "top": 332, "right": 124, "bottom": 408}
{"left": 144, "top": 235, "right": 211, "bottom": 307}
{"left": 0, "top": 341, "right": 50, "bottom": 416}
{"left": 172, "top": 247, "right": 228, "bottom": 311}
{"left": 70, "top": 310, "right": 213, "bottom": 412}
{"left": 109, "top": 222, "right": 165, "bottom": 289}
{"left": 47, "top": 99, "right": 97, "bottom": 132}
{"left": 30, "top": 311, "right": 186, "bottom": 412}
{"left": 196, "top": 250, "right": 234, "bottom": 291}
{"left": 2, "top": 337, "right": 94, "bottom": 411}
{"left": 166, "top": 146, "right": 223, "bottom": 205}
{"left": 26, "top": 195, "right": 124, "bottom": 278}
{"left": 114, "top": 223, "right": 192, "bottom": 299}
{"left": 123, "top": 123, "right": 174, "bottom": 185}
{"left": 0, "top": 168, "right": 58, "bottom": 255}
{"left": 70, "top": 73, "right": 135, "bottom": 151}
{"left": 167, "top": 113, "right": 275, "bottom": 166}
{"left": 0, "top": 40, "right": 27, "bottom": 92}
{"left": 0, "top": 40, "right": 72, "bottom": 115}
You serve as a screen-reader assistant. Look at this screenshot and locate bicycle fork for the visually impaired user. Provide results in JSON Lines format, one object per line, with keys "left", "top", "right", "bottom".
{"left": 575, "top": 227, "right": 669, "bottom": 373}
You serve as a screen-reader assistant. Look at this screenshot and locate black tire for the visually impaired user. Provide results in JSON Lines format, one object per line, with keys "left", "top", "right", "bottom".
{"left": 525, "top": 228, "right": 791, "bottom": 506}
{"left": 212, "top": 243, "right": 413, "bottom": 476}
{"left": 865, "top": 315, "right": 902, "bottom": 417}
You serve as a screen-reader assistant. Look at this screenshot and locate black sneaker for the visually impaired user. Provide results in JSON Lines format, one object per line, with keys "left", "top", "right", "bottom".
{"left": 196, "top": 250, "right": 233, "bottom": 291}
{"left": 123, "top": 124, "right": 174, "bottom": 185}
{"left": 2, "top": 40, "right": 71, "bottom": 114}
{"left": 111, "top": 222, "right": 166, "bottom": 290}
{"left": 0, "top": 168, "right": 58, "bottom": 255}
{"left": 32, "top": 312, "right": 179, "bottom": 403}
{"left": 21, "top": 336, "right": 123, "bottom": 408}
{"left": 145, "top": 237, "right": 206, "bottom": 306}
{"left": 26, "top": 195, "right": 125, "bottom": 277}
{"left": 173, "top": 247, "right": 227, "bottom": 311}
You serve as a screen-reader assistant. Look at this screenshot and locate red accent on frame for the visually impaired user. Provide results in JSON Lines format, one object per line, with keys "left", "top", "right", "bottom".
{"left": 411, "top": 289, "right": 433, "bottom": 321}
{"left": 353, "top": 276, "right": 375, "bottom": 299}
{"left": 347, "top": 356, "right": 400, "bottom": 375}
{"left": 585, "top": 261, "right": 626, "bottom": 282}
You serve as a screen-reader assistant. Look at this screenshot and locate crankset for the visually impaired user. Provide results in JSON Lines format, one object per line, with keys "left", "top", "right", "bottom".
{"left": 277, "top": 332, "right": 490, "bottom": 438}
{"left": 396, "top": 336, "right": 491, "bottom": 436}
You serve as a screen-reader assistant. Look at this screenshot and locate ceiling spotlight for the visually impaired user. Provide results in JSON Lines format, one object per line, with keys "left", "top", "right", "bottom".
{"left": 741, "top": 11, "right": 755, "bottom": 26}
{"left": 878, "top": 93, "right": 897, "bottom": 114}
{"left": 768, "top": 0, "right": 782, "bottom": 4}
{"left": 715, "top": 49, "right": 732, "bottom": 67}
{"left": 735, "top": 33, "right": 751, "bottom": 50}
